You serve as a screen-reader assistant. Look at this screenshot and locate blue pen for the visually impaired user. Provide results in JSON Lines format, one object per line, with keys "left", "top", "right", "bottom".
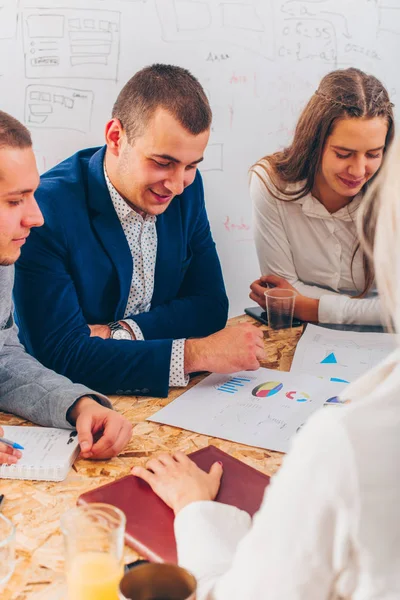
{"left": 0, "top": 437, "right": 24, "bottom": 450}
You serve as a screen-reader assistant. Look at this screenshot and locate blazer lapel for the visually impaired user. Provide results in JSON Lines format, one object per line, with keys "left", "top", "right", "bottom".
{"left": 86, "top": 146, "right": 132, "bottom": 318}
{"left": 152, "top": 198, "right": 184, "bottom": 306}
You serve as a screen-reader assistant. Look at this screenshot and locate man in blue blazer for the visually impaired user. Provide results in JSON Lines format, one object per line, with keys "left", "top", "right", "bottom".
{"left": 14, "top": 64, "right": 265, "bottom": 397}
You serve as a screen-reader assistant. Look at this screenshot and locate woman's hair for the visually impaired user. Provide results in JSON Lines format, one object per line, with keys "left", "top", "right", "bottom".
{"left": 252, "top": 67, "right": 395, "bottom": 297}
{"left": 357, "top": 137, "right": 400, "bottom": 333}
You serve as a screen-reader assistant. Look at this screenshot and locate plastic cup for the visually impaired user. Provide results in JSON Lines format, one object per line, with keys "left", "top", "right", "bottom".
{"left": 264, "top": 288, "right": 296, "bottom": 329}
{"left": 60, "top": 503, "right": 126, "bottom": 600}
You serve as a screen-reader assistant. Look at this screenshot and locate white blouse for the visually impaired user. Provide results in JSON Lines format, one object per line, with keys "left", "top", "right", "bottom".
{"left": 250, "top": 168, "right": 381, "bottom": 325}
{"left": 174, "top": 348, "right": 400, "bottom": 599}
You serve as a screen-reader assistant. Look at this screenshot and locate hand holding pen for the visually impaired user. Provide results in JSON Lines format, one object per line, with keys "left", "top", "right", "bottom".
{"left": 0, "top": 426, "right": 23, "bottom": 465}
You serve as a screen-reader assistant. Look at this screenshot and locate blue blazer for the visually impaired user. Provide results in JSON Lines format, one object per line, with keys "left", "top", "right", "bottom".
{"left": 14, "top": 146, "right": 228, "bottom": 397}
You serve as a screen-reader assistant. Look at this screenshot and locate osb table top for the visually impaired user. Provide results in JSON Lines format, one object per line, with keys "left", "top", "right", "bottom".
{"left": 2, "top": 316, "right": 303, "bottom": 600}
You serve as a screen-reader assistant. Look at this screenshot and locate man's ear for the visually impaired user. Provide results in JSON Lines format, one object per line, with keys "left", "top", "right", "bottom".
{"left": 105, "top": 118, "right": 124, "bottom": 157}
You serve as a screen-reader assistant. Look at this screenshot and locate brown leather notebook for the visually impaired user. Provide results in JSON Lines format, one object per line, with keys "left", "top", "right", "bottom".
{"left": 77, "top": 445, "right": 270, "bottom": 563}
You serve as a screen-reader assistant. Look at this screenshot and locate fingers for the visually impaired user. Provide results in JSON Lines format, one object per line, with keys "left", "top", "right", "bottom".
{"left": 0, "top": 444, "right": 22, "bottom": 465}
{"left": 262, "top": 274, "right": 286, "bottom": 287}
{"left": 209, "top": 461, "right": 224, "bottom": 491}
{"left": 156, "top": 453, "right": 178, "bottom": 467}
{"left": 249, "top": 290, "right": 266, "bottom": 308}
{"left": 255, "top": 346, "right": 267, "bottom": 361}
{"left": 90, "top": 416, "right": 131, "bottom": 459}
{"left": 143, "top": 452, "right": 192, "bottom": 475}
{"left": 172, "top": 450, "right": 191, "bottom": 465}
{"left": 76, "top": 412, "right": 94, "bottom": 456}
{"left": 92, "top": 419, "right": 132, "bottom": 459}
{"left": 145, "top": 453, "right": 176, "bottom": 474}
{"left": 131, "top": 465, "right": 156, "bottom": 488}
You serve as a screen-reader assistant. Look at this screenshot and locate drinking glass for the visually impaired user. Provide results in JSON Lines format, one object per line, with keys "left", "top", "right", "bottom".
{"left": 265, "top": 288, "right": 296, "bottom": 329}
{"left": 0, "top": 513, "right": 16, "bottom": 586}
{"left": 60, "top": 503, "right": 126, "bottom": 600}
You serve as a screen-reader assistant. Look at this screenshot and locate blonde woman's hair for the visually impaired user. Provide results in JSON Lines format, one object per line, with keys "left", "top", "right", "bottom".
{"left": 357, "top": 136, "right": 400, "bottom": 332}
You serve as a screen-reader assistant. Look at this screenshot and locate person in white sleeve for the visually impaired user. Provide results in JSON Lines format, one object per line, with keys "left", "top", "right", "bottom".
{"left": 132, "top": 136, "right": 400, "bottom": 598}
{"left": 249, "top": 67, "right": 394, "bottom": 326}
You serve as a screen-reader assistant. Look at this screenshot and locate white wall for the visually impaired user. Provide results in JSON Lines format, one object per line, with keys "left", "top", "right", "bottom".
{"left": 1, "top": 0, "right": 399, "bottom": 315}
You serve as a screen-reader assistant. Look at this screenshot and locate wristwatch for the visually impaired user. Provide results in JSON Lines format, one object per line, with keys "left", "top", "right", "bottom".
{"left": 108, "top": 321, "right": 133, "bottom": 340}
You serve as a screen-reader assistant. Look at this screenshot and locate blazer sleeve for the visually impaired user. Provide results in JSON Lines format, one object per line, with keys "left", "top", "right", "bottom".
{"left": 132, "top": 174, "right": 228, "bottom": 340}
{"left": 14, "top": 218, "right": 173, "bottom": 398}
{"left": 251, "top": 171, "right": 383, "bottom": 326}
{"left": 0, "top": 273, "right": 110, "bottom": 428}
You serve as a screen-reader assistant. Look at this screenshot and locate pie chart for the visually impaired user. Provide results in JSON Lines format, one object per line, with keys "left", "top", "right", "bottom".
{"left": 252, "top": 381, "right": 283, "bottom": 398}
{"left": 286, "top": 391, "right": 311, "bottom": 403}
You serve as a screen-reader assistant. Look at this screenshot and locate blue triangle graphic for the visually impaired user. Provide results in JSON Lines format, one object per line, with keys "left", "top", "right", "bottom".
{"left": 321, "top": 352, "right": 337, "bottom": 364}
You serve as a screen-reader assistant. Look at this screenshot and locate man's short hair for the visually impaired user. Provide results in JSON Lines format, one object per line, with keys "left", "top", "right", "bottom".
{"left": 112, "top": 64, "right": 212, "bottom": 143}
{"left": 0, "top": 111, "right": 32, "bottom": 149}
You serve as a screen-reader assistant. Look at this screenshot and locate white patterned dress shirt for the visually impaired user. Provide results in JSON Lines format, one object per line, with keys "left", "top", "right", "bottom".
{"left": 104, "top": 167, "right": 188, "bottom": 387}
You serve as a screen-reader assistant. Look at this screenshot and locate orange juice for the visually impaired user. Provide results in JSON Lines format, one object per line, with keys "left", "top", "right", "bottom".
{"left": 66, "top": 551, "right": 123, "bottom": 600}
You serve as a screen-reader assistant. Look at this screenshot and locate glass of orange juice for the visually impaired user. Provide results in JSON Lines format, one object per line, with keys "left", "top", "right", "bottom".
{"left": 60, "top": 503, "right": 126, "bottom": 600}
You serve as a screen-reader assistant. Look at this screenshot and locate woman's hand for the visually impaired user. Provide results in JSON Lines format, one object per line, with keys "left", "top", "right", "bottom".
{"left": 249, "top": 275, "right": 319, "bottom": 321}
{"left": 132, "top": 451, "right": 223, "bottom": 515}
{"left": 249, "top": 275, "right": 298, "bottom": 308}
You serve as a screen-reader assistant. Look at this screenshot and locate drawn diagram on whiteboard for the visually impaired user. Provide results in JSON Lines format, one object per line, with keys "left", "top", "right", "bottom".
{"left": 155, "top": 0, "right": 274, "bottom": 59}
{"left": 25, "top": 85, "right": 94, "bottom": 132}
{"left": 22, "top": 8, "right": 120, "bottom": 80}
{"left": 0, "top": 0, "right": 18, "bottom": 39}
{"left": 378, "top": 3, "right": 400, "bottom": 37}
{"left": 277, "top": 16, "right": 337, "bottom": 64}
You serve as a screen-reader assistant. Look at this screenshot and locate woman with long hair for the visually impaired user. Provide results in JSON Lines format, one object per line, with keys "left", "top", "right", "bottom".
{"left": 132, "top": 136, "right": 400, "bottom": 598}
{"left": 249, "top": 67, "right": 394, "bottom": 325}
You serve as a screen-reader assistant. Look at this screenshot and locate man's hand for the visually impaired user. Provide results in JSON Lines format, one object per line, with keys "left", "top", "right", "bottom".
{"left": 0, "top": 425, "right": 22, "bottom": 465}
{"left": 184, "top": 323, "right": 266, "bottom": 374}
{"left": 132, "top": 451, "right": 223, "bottom": 515}
{"left": 69, "top": 397, "right": 133, "bottom": 460}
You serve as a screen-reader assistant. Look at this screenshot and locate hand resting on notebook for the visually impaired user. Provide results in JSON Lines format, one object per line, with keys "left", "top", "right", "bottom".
{"left": 132, "top": 451, "right": 223, "bottom": 514}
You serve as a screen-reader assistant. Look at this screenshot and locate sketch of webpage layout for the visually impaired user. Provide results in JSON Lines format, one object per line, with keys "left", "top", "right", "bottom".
{"left": 148, "top": 369, "right": 346, "bottom": 453}
{"left": 25, "top": 85, "right": 94, "bottom": 132}
{"left": 22, "top": 8, "right": 120, "bottom": 80}
{"left": 290, "top": 324, "right": 397, "bottom": 383}
{"left": 155, "top": 0, "right": 274, "bottom": 59}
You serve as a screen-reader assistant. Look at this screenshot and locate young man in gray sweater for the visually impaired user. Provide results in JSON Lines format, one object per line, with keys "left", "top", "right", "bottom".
{"left": 0, "top": 111, "right": 132, "bottom": 465}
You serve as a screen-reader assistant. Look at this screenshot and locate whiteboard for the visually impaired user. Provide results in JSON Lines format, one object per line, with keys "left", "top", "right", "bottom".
{"left": 1, "top": 0, "right": 399, "bottom": 316}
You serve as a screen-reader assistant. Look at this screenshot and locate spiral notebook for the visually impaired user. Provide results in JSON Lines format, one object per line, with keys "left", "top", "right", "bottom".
{"left": 0, "top": 426, "right": 80, "bottom": 481}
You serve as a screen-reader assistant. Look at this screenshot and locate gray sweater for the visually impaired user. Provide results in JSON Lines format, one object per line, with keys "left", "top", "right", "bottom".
{"left": 0, "top": 266, "right": 110, "bottom": 428}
